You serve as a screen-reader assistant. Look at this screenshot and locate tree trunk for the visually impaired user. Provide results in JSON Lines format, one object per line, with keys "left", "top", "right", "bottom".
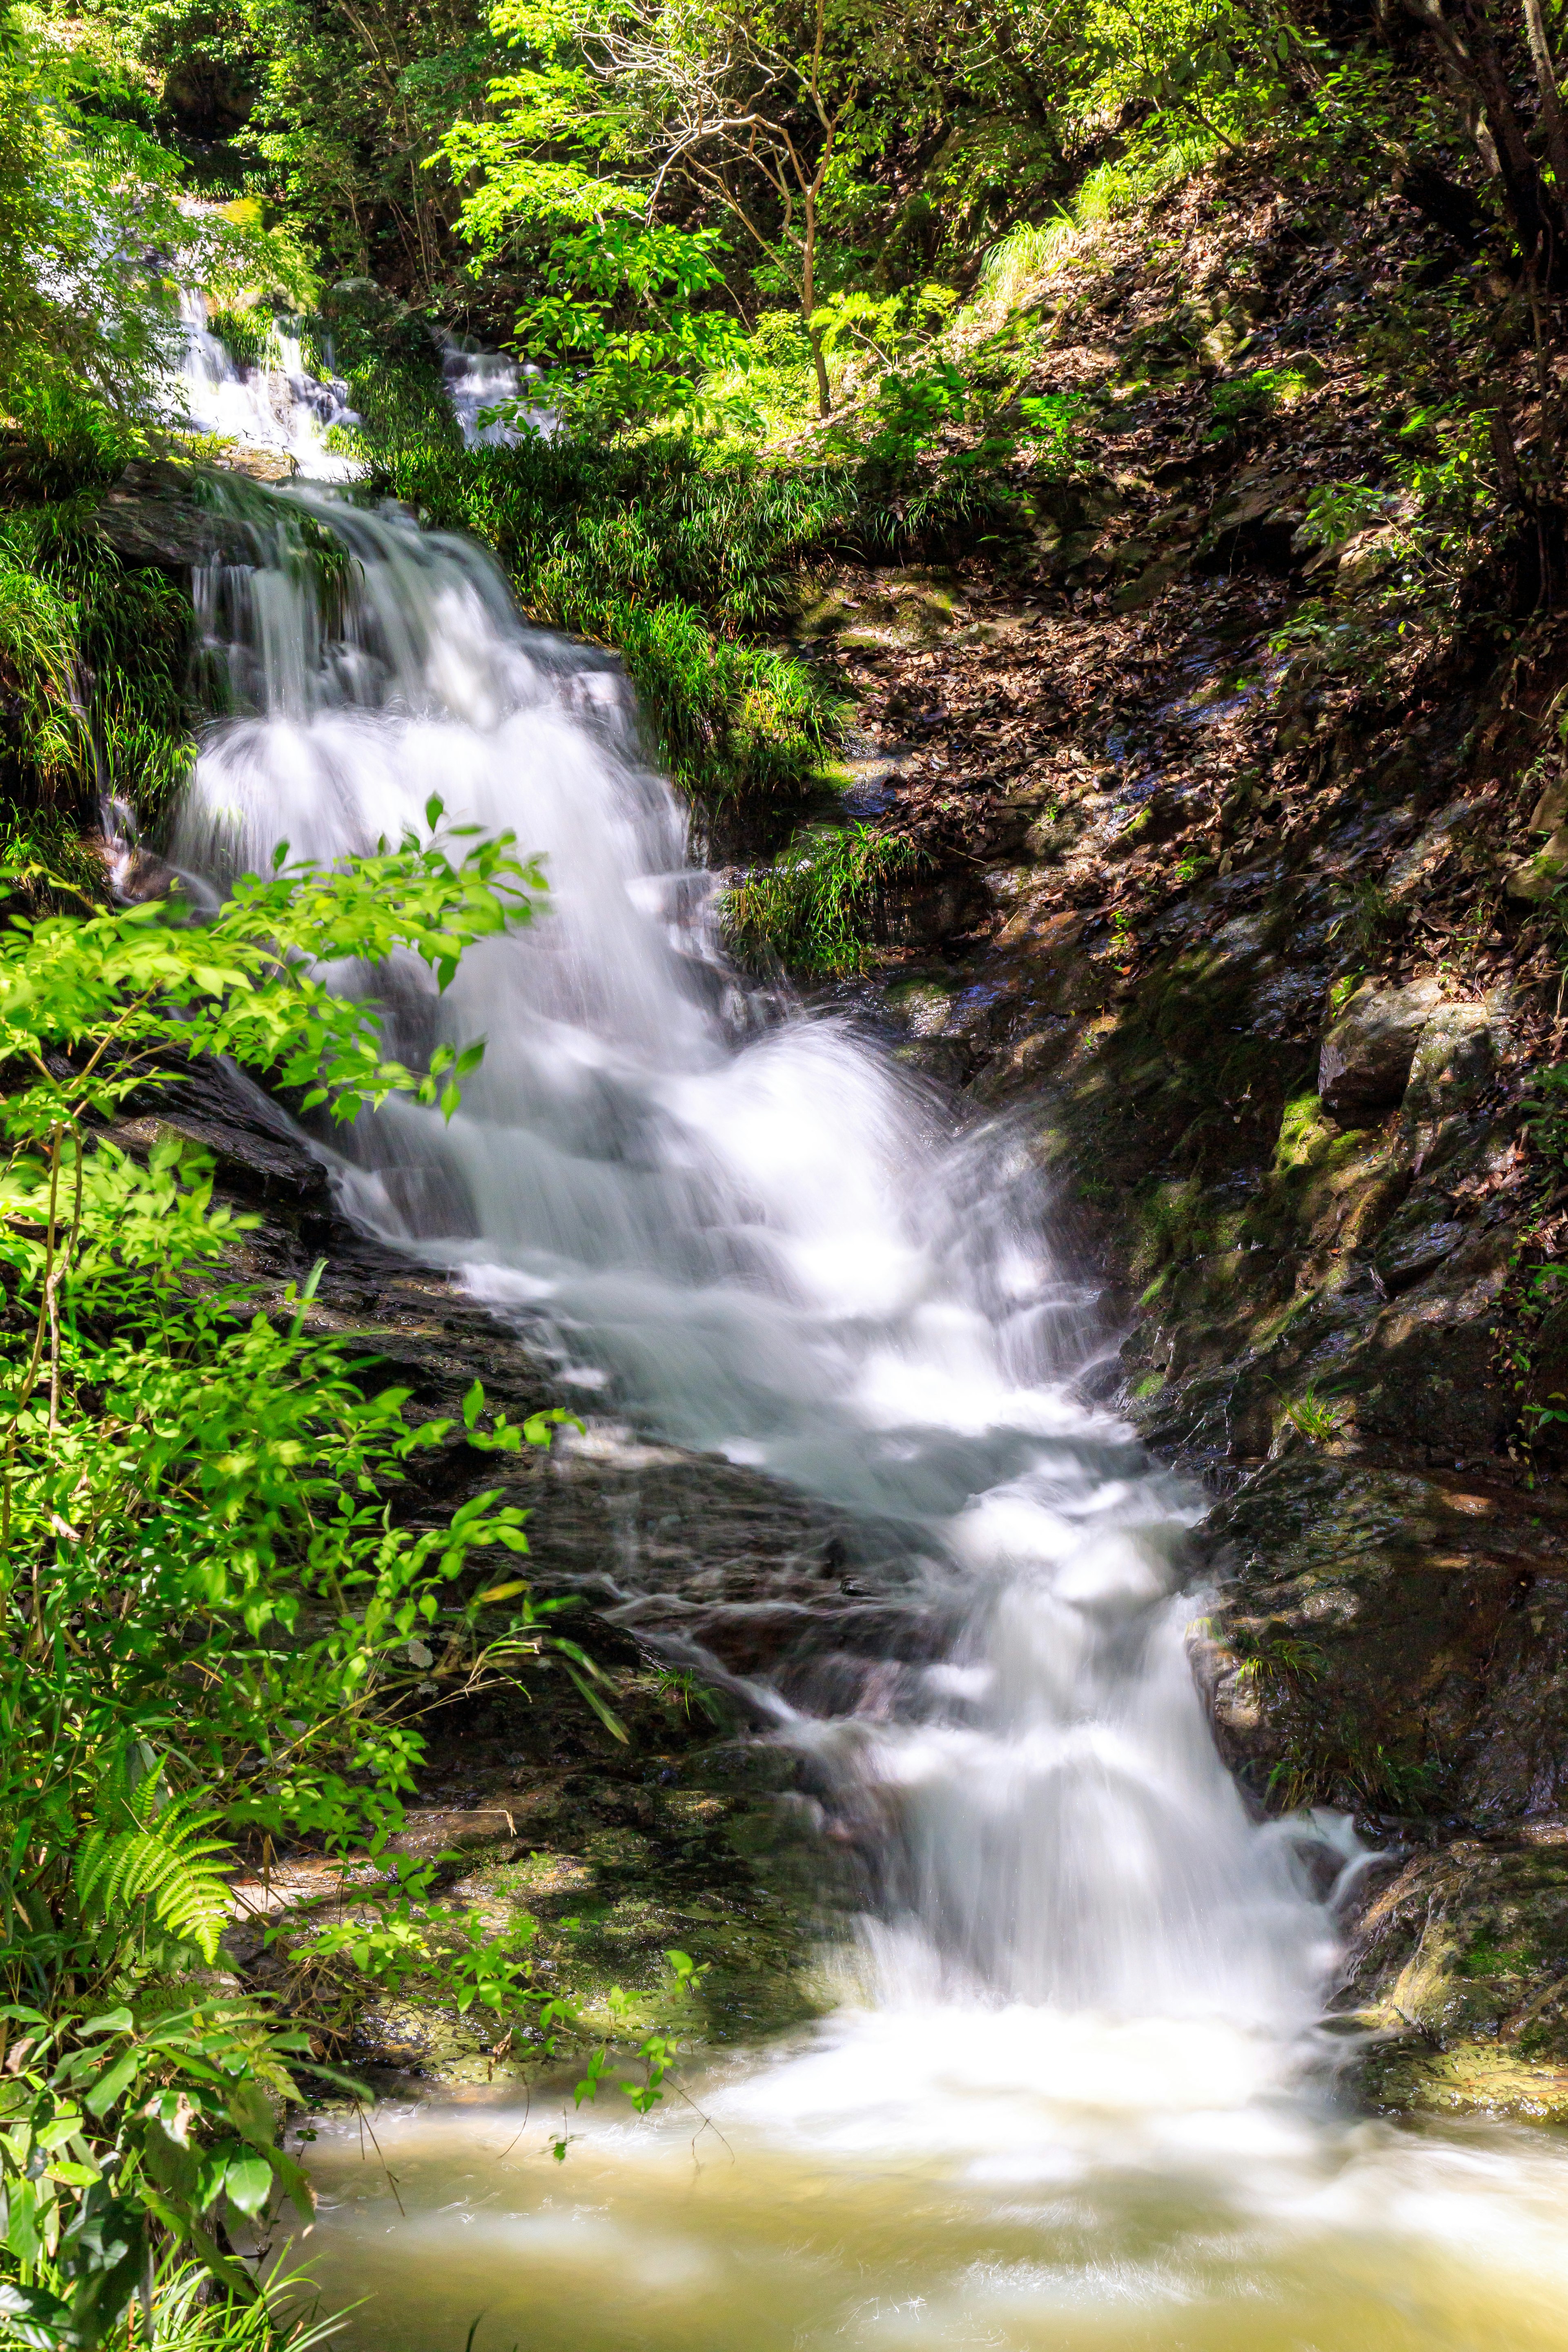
{"left": 1522, "top": 0, "right": 1568, "bottom": 232}
{"left": 808, "top": 325, "right": 831, "bottom": 417}
{"left": 803, "top": 194, "right": 830, "bottom": 416}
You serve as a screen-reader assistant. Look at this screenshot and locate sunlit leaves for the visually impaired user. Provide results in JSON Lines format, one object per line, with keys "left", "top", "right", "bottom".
{"left": 0, "top": 831, "right": 591, "bottom": 2340}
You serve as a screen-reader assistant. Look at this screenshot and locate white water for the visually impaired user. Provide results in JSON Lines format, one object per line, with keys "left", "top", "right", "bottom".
{"left": 439, "top": 334, "right": 552, "bottom": 444}
{"left": 173, "top": 492, "right": 1568, "bottom": 2349}
{"left": 176, "top": 292, "right": 543, "bottom": 472}
{"left": 176, "top": 290, "right": 361, "bottom": 479}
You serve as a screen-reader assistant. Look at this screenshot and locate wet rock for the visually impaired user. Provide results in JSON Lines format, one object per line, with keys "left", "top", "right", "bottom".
{"left": 1024, "top": 805, "right": 1090, "bottom": 861}
{"left": 1112, "top": 556, "right": 1186, "bottom": 612}
{"left": 1194, "top": 474, "right": 1301, "bottom": 574}
{"left": 1372, "top": 1207, "right": 1467, "bottom": 1294}
{"left": 1399, "top": 998, "right": 1504, "bottom": 1175}
{"left": 1200, "top": 1453, "right": 1553, "bottom": 1816}
{"left": 1504, "top": 844, "right": 1568, "bottom": 903}
{"left": 1340, "top": 1840, "right": 1568, "bottom": 2120}
{"left": 114, "top": 1053, "right": 329, "bottom": 1207}
{"left": 1319, "top": 978, "right": 1444, "bottom": 1117}
{"left": 795, "top": 570, "right": 964, "bottom": 652}
{"left": 91, "top": 460, "right": 255, "bottom": 571}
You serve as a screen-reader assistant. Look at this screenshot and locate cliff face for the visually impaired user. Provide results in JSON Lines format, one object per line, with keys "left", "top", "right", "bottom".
{"left": 785, "top": 153, "right": 1568, "bottom": 2114}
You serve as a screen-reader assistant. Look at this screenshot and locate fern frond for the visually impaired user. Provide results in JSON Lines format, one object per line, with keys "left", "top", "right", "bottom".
{"left": 75, "top": 1761, "right": 234, "bottom": 1964}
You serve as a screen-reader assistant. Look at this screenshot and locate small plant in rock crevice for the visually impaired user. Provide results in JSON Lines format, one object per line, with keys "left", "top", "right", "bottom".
{"left": 1278, "top": 1382, "right": 1352, "bottom": 1443}
{"left": 726, "top": 823, "right": 924, "bottom": 975}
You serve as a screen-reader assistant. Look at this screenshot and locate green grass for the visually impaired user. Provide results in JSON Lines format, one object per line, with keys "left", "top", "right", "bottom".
{"left": 0, "top": 523, "right": 81, "bottom": 794}
{"left": 0, "top": 800, "right": 107, "bottom": 910}
{"left": 0, "top": 497, "right": 196, "bottom": 826}
{"left": 366, "top": 433, "right": 855, "bottom": 805}
{"left": 726, "top": 821, "right": 924, "bottom": 974}
{"left": 1280, "top": 1382, "right": 1350, "bottom": 1443}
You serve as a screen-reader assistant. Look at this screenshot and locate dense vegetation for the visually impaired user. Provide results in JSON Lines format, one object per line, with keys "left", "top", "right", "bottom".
{"left": 9, "top": 0, "right": 1568, "bottom": 2328}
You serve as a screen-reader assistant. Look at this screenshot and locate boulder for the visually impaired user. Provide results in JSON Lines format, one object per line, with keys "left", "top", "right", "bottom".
{"left": 91, "top": 459, "right": 256, "bottom": 571}
{"left": 1400, "top": 997, "right": 1507, "bottom": 1172}
{"left": 1506, "top": 775, "right": 1568, "bottom": 902}
{"left": 1319, "top": 977, "right": 1443, "bottom": 1117}
{"left": 1334, "top": 525, "right": 1402, "bottom": 596}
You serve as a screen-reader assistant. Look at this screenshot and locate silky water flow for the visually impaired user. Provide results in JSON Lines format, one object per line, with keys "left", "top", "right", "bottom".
{"left": 171, "top": 489, "right": 1568, "bottom": 2351}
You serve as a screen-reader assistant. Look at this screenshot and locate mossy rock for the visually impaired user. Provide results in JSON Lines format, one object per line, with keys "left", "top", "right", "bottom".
{"left": 1346, "top": 1839, "right": 1568, "bottom": 2118}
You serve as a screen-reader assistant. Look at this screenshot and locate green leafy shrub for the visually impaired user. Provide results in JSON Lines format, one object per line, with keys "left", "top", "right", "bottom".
{"left": 0, "top": 814, "right": 684, "bottom": 2343}
{"left": 205, "top": 310, "right": 277, "bottom": 376}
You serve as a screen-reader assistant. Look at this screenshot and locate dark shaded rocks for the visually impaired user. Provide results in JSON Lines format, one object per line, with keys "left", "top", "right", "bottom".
{"left": 111, "top": 1052, "right": 330, "bottom": 1208}
{"left": 1372, "top": 1209, "right": 1466, "bottom": 1294}
{"left": 91, "top": 460, "right": 257, "bottom": 571}
{"left": 1319, "top": 977, "right": 1444, "bottom": 1116}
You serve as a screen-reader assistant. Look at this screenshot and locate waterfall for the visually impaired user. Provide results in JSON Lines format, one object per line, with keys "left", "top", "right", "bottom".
{"left": 175, "top": 293, "right": 546, "bottom": 471}
{"left": 172, "top": 483, "right": 1568, "bottom": 2352}
{"left": 438, "top": 334, "right": 553, "bottom": 444}
{"left": 172, "top": 485, "right": 1343, "bottom": 2038}
{"left": 175, "top": 289, "right": 361, "bottom": 479}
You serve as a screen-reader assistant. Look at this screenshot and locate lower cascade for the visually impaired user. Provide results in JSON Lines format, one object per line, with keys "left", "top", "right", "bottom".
{"left": 173, "top": 489, "right": 1568, "bottom": 2351}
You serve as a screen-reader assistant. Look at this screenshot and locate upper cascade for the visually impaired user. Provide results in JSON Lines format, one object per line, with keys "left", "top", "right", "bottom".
{"left": 175, "top": 291, "right": 546, "bottom": 476}
{"left": 176, "top": 289, "right": 361, "bottom": 480}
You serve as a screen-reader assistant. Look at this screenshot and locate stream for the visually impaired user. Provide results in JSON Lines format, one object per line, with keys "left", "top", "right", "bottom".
{"left": 170, "top": 481, "right": 1568, "bottom": 2351}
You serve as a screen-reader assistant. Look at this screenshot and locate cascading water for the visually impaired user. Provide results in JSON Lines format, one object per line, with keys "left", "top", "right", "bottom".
{"left": 175, "top": 291, "right": 546, "bottom": 472}
{"left": 172, "top": 489, "right": 1568, "bottom": 2352}
{"left": 438, "top": 334, "right": 553, "bottom": 444}
{"left": 175, "top": 290, "right": 362, "bottom": 479}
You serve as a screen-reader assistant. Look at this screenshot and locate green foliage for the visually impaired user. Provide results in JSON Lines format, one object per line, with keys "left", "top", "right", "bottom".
{"left": 24, "top": 507, "right": 193, "bottom": 816}
{"left": 441, "top": 44, "right": 749, "bottom": 439}
{"left": 0, "top": 503, "right": 196, "bottom": 831}
{"left": 370, "top": 434, "right": 853, "bottom": 799}
{"left": 647, "top": 1667, "right": 724, "bottom": 1725}
{"left": 74, "top": 1762, "right": 232, "bottom": 1968}
{"left": 1296, "top": 480, "right": 1393, "bottom": 553}
{"left": 0, "top": 535, "right": 81, "bottom": 795}
{"left": 726, "top": 822, "right": 922, "bottom": 974}
{"left": 0, "top": 817, "right": 710, "bottom": 2341}
{"left": 0, "top": 12, "right": 312, "bottom": 445}
{"left": 205, "top": 310, "right": 277, "bottom": 376}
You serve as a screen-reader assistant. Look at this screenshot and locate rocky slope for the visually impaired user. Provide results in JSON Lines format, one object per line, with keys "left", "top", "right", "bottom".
{"left": 781, "top": 156, "right": 1568, "bottom": 2117}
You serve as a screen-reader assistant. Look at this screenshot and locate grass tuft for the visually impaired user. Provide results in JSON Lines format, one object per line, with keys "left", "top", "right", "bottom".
{"left": 726, "top": 822, "right": 924, "bottom": 974}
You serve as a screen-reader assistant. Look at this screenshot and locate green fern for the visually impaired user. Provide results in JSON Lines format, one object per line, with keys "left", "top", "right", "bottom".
{"left": 74, "top": 1756, "right": 233, "bottom": 1965}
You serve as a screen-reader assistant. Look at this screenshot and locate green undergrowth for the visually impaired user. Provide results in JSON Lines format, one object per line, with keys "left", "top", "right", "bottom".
{"left": 368, "top": 433, "right": 849, "bottom": 803}
{"left": 0, "top": 486, "right": 196, "bottom": 839}
{"left": 290, "top": 283, "right": 1025, "bottom": 805}
{"left": 7, "top": 2261, "right": 339, "bottom": 2352}
{"left": 0, "top": 821, "right": 712, "bottom": 2346}
{"left": 727, "top": 822, "right": 924, "bottom": 975}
